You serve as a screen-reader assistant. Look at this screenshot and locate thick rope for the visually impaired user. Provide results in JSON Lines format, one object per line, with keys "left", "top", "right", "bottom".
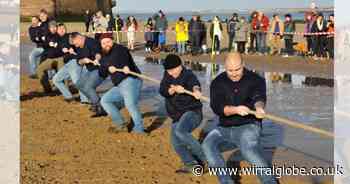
{"left": 116, "top": 68, "right": 334, "bottom": 139}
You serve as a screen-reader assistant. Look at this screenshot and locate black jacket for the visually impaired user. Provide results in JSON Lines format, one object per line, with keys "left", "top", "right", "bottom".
{"left": 40, "top": 32, "right": 63, "bottom": 61}
{"left": 227, "top": 18, "right": 239, "bottom": 34}
{"left": 75, "top": 37, "right": 101, "bottom": 71}
{"left": 189, "top": 19, "right": 205, "bottom": 37}
{"left": 39, "top": 20, "right": 50, "bottom": 41}
{"left": 107, "top": 17, "right": 116, "bottom": 31}
{"left": 58, "top": 33, "right": 77, "bottom": 64}
{"left": 99, "top": 44, "right": 141, "bottom": 85}
{"left": 28, "top": 26, "right": 45, "bottom": 47}
{"left": 159, "top": 67, "right": 203, "bottom": 122}
{"left": 84, "top": 13, "right": 92, "bottom": 24}
{"left": 210, "top": 69, "right": 266, "bottom": 127}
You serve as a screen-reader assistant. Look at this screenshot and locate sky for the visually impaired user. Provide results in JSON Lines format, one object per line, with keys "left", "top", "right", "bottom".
{"left": 113, "top": 0, "right": 334, "bottom": 12}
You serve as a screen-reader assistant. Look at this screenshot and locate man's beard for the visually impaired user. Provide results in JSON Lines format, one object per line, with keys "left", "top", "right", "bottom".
{"left": 102, "top": 46, "right": 112, "bottom": 54}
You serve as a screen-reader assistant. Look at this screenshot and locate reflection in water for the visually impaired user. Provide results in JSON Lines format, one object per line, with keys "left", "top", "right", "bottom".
{"left": 145, "top": 56, "right": 334, "bottom": 88}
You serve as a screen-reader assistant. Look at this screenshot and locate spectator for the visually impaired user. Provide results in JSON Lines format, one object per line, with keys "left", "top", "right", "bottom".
{"left": 144, "top": 18, "right": 154, "bottom": 53}
{"left": 249, "top": 11, "right": 258, "bottom": 53}
{"left": 312, "top": 13, "right": 328, "bottom": 60}
{"left": 84, "top": 9, "right": 92, "bottom": 32}
{"left": 106, "top": 14, "right": 116, "bottom": 32}
{"left": 189, "top": 14, "right": 204, "bottom": 55}
{"left": 154, "top": 10, "right": 168, "bottom": 51}
{"left": 175, "top": 17, "right": 189, "bottom": 55}
{"left": 234, "top": 16, "right": 249, "bottom": 54}
{"left": 327, "top": 14, "right": 334, "bottom": 59}
{"left": 283, "top": 14, "right": 295, "bottom": 57}
{"left": 91, "top": 14, "right": 96, "bottom": 31}
{"left": 94, "top": 11, "right": 108, "bottom": 40}
{"left": 304, "top": 11, "right": 316, "bottom": 56}
{"left": 115, "top": 14, "right": 124, "bottom": 43}
{"left": 200, "top": 20, "right": 208, "bottom": 54}
{"left": 126, "top": 16, "right": 138, "bottom": 51}
{"left": 227, "top": 13, "right": 239, "bottom": 52}
{"left": 252, "top": 11, "right": 269, "bottom": 55}
{"left": 269, "top": 14, "right": 284, "bottom": 55}
{"left": 209, "top": 16, "right": 223, "bottom": 55}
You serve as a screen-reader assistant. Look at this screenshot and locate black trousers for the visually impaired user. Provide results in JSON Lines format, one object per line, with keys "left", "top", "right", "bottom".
{"left": 85, "top": 22, "right": 90, "bottom": 32}
{"left": 213, "top": 35, "right": 220, "bottom": 52}
{"left": 237, "top": 42, "right": 246, "bottom": 53}
{"left": 191, "top": 34, "right": 202, "bottom": 54}
{"left": 146, "top": 41, "right": 153, "bottom": 49}
{"left": 314, "top": 35, "right": 327, "bottom": 57}
{"left": 249, "top": 33, "right": 257, "bottom": 52}
{"left": 228, "top": 33, "right": 235, "bottom": 51}
{"left": 284, "top": 39, "right": 294, "bottom": 55}
{"left": 306, "top": 36, "right": 313, "bottom": 54}
{"left": 327, "top": 37, "right": 334, "bottom": 59}
{"left": 153, "top": 32, "right": 159, "bottom": 47}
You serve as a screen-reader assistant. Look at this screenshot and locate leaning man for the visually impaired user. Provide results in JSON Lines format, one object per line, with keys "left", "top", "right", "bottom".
{"left": 202, "top": 53, "right": 277, "bottom": 184}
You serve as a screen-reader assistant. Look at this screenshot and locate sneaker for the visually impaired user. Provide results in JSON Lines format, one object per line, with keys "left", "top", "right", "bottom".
{"left": 199, "top": 161, "right": 209, "bottom": 174}
{"left": 91, "top": 104, "right": 108, "bottom": 118}
{"left": 282, "top": 54, "right": 289, "bottom": 58}
{"left": 175, "top": 163, "right": 198, "bottom": 174}
{"left": 108, "top": 124, "right": 129, "bottom": 133}
{"left": 64, "top": 98, "right": 75, "bottom": 103}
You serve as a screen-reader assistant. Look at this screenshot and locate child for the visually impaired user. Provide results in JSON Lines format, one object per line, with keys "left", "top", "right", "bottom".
{"left": 126, "top": 16, "right": 137, "bottom": 51}
{"left": 144, "top": 18, "right": 154, "bottom": 53}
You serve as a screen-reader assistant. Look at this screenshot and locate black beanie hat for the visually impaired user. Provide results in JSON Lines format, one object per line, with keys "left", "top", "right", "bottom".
{"left": 163, "top": 54, "right": 182, "bottom": 70}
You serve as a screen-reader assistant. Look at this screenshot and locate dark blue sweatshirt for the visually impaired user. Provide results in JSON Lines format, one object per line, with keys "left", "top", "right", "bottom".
{"left": 99, "top": 44, "right": 141, "bottom": 85}
{"left": 159, "top": 67, "right": 203, "bottom": 122}
{"left": 210, "top": 68, "right": 266, "bottom": 127}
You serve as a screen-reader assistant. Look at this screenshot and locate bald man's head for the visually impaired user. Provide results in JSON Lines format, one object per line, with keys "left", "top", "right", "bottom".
{"left": 225, "top": 53, "right": 244, "bottom": 82}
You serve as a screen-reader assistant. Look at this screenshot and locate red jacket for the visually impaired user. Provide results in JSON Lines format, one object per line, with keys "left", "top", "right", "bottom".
{"left": 252, "top": 15, "right": 269, "bottom": 32}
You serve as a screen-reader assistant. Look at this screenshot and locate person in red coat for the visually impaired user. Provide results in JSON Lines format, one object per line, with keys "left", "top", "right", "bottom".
{"left": 252, "top": 11, "right": 269, "bottom": 55}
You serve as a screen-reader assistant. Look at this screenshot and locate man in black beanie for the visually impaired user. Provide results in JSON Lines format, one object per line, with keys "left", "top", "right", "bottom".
{"left": 159, "top": 54, "right": 207, "bottom": 173}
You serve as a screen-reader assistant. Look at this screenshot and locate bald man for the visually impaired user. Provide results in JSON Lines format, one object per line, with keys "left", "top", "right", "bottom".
{"left": 202, "top": 53, "right": 277, "bottom": 184}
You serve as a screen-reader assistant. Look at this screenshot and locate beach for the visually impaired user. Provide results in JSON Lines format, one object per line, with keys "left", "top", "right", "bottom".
{"left": 20, "top": 21, "right": 334, "bottom": 184}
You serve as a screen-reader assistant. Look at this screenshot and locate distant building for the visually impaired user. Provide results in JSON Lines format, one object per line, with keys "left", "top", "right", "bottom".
{"left": 21, "top": 0, "right": 112, "bottom": 17}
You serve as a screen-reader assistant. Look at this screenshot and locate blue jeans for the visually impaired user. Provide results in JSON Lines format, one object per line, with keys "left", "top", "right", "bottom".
{"left": 177, "top": 41, "right": 186, "bottom": 54}
{"left": 171, "top": 111, "right": 206, "bottom": 165}
{"left": 29, "top": 47, "right": 44, "bottom": 75}
{"left": 202, "top": 123, "right": 277, "bottom": 184}
{"left": 76, "top": 68, "right": 104, "bottom": 105}
{"left": 256, "top": 32, "right": 267, "bottom": 54}
{"left": 52, "top": 59, "right": 89, "bottom": 102}
{"left": 101, "top": 77, "right": 144, "bottom": 132}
